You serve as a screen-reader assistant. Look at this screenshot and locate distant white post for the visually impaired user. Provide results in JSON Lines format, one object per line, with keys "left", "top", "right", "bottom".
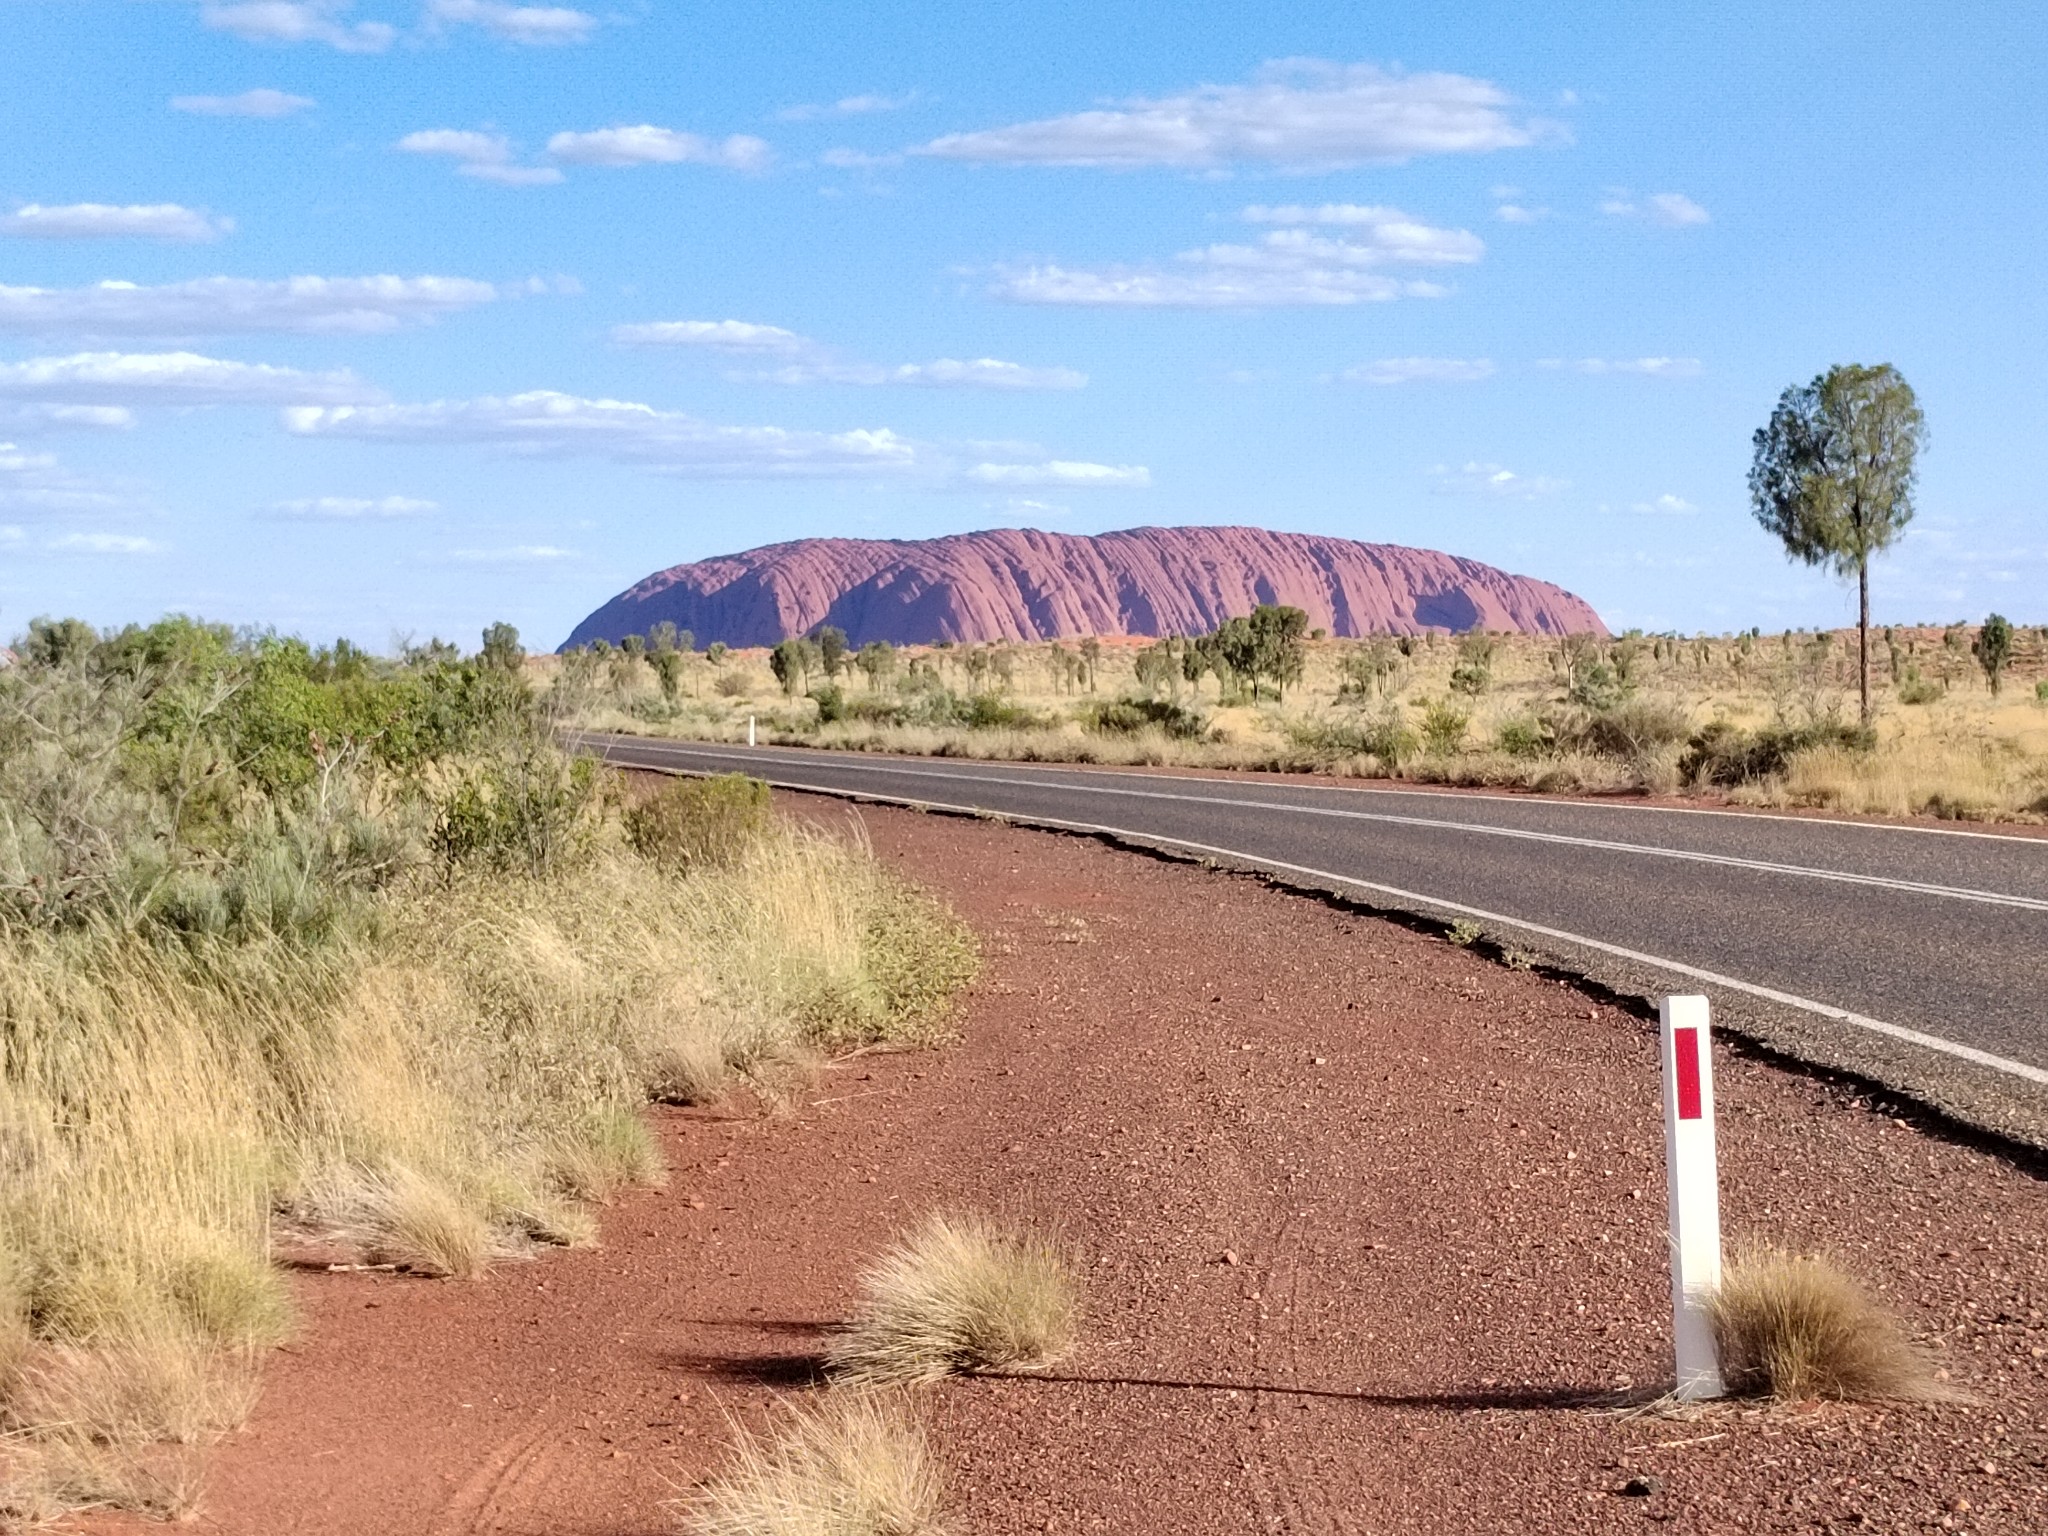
{"left": 747, "top": 715, "right": 756, "bottom": 747}
{"left": 1661, "top": 993, "right": 1724, "bottom": 1400}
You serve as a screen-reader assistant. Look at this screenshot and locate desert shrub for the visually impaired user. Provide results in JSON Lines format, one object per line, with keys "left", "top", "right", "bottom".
{"left": 1289, "top": 706, "right": 1415, "bottom": 767}
{"left": 431, "top": 739, "right": 601, "bottom": 876}
{"left": 1493, "top": 716, "right": 1552, "bottom": 759}
{"left": 623, "top": 774, "right": 771, "bottom": 872}
{"left": 1081, "top": 697, "right": 1209, "bottom": 740}
{"left": 2036, "top": 679, "right": 2048, "bottom": 706}
{"left": 1897, "top": 667, "right": 1942, "bottom": 705}
{"left": 682, "top": 1393, "right": 943, "bottom": 1536}
{"left": 1571, "top": 698, "right": 1691, "bottom": 761}
{"left": 1680, "top": 719, "right": 1875, "bottom": 787}
{"left": 828, "top": 1213, "right": 1079, "bottom": 1385}
{"left": 1417, "top": 699, "right": 1469, "bottom": 756}
{"left": 1708, "top": 1248, "right": 1937, "bottom": 1401}
{"left": 713, "top": 670, "right": 751, "bottom": 699}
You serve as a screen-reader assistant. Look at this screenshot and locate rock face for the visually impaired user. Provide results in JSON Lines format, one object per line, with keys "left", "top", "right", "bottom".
{"left": 562, "top": 525, "right": 1607, "bottom": 649}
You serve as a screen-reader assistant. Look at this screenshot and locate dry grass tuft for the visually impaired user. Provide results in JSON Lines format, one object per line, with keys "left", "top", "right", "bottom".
{"left": 682, "top": 1392, "right": 943, "bottom": 1536}
{"left": 1708, "top": 1247, "right": 1942, "bottom": 1401}
{"left": 827, "top": 1214, "right": 1079, "bottom": 1386}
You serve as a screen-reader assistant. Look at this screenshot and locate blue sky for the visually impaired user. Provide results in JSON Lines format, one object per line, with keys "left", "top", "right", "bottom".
{"left": 2, "top": 0, "right": 2042, "bottom": 649}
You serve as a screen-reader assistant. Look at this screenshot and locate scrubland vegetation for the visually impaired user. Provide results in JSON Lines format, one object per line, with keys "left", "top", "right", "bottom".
{"left": 0, "top": 616, "right": 974, "bottom": 1520}
{"left": 1709, "top": 1248, "right": 1940, "bottom": 1402}
{"left": 558, "top": 613, "right": 2048, "bottom": 823}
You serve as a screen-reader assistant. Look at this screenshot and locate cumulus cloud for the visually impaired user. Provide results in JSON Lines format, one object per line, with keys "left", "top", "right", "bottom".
{"left": 994, "top": 206, "right": 1478, "bottom": 308}
{"left": 447, "top": 543, "right": 578, "bottom": 562}
{"left": 1601, "top": 190, "right": 1710, "bottom": 227}
{"left": 282, "top": 391, "right": 925, "bottom": 480}
{"left": 47, "top": 531, "right": 166, "bottom": 556}
{"left": 755, "top": 358, "right": 1087, "bottom": 391}
{"left": 281, "top": 389, "right": 1144, "bottom": 489}
{"left": 965, "top": 460, "right": 1150, "bottom": 488}
{"left": 779, "top": 94, "right": 915, "bottom": 122}
{"left": 1, "top": 204, "right": 233, "bottom": 242}
{"left": 201, "top": 1, "right": 395, "bottom": 52}
{"left": 0, "top": 441, "right": 138, "bottom": 516}
{"left": 1539, "top": 356, "right": 1703, "bottom": 377}
{"left": 0, "top": 351, "right": 381, "bottom": 406}
{"left": 1630, "top": 493, "right": 1697, "bottom": 515}
{"left": 546, "top": 126, "right": 771, "bottom": 171}
{"left": 0, "top": 404, "right": 136, "bottom": 432}
{"left": 918, "top": 60, "right": 1541, "bottom": 169}
{"left": 269, "top": 494, "right": 436, "bottom": 518}
{"left": 1341, "top": 357, "right": 1495, "bottom": 385}
{"left": 612, "top": 319, "right": 813, "bottom": 354}
{"left": 0, "top": 275, "right": 500, "bottom": 337}
{"left": 1429, "top": 461, "right": 1567, "bottom": 499}
{"left": 423, "top": 0, "right": 595, "bottom": 45}
{"left": 171, "top": 88, "right": 315, "bottom": 117}
{"left": 397, "top": 128, "right": 564, "bottom": 184}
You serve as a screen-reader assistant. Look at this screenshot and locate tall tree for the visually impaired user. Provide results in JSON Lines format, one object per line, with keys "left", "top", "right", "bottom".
{"left": 1748, "top": 363, "right": 1927, "bottom": 726}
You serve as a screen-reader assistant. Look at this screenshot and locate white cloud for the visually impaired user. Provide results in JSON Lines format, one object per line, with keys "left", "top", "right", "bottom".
{"left": 201, "top": 1, "right": 395, "bottom": 52}
{"left": 1004, "top": 497, "right": 1070, "bottom": 519}
{"left": 423, "top": 0, "right": 595, "bottom": 45}
{"left": 0, "top": 404, "right": 137, "bottom": 432}
{"left": 1, "top": 203, "right": 233, "bottom": 242}
{"left": 779, "top": 94, "right": 915, "bottom": 123}
{"left": 993, "top": 207, "right": 1477, "bottom": 308}
{"left": 1429, "top": 460, "right": 1567, "bottom": 499}
{"left": 612, "top": 319, "right": 813, "bottom": 354}
{"left": 1539, "top": 356, "right": 1703, "bottom": 377}
{"left": 1494, "top": 202, "right": 1545, "bottom": 223}
{"left": 966, "top": 460, "right": 1150, "bottom": 488}
{"left": 0, "top": 441, "right": 128, "bottom": 514}
{"left": 755, "top": 358, "right": 1086, "bottom": 391}
{"left": 0, "top": 351, "right": 381, "bottom": 407}
{"left": 819, "top": 147, "right": 904, "bottom": 170}
{"left": 1630, "top": 493, "right": 1697, "bottom": 515}
{"left": 0, "top": 275, "right": 500, "bottom": 337}
{"left": 171, "top": 88, "right": 315, "bottom": 117}
{"left": 1601, "top": 190, "right": 1710, "bottom": 227}
{"left": 282, "top": 391, "right": 926, "bottom": 480}
{"left": 447, "top": 544, "right": 578, "bottom": 563}
{"left": 397, "top": 128, "right": 564, "bottom": 184}
{"left": 47, "top": 532, "right": 166, "bottom": 556}
{"left": 270, "top": 494, "right": 437, "bottom": 519}
{"left": 1341, "top": 357, "right": 1495, "bottom": 385}
{"left": 546, "top": 126, "right": 772, "bottom": 172}
{"left": 918, "top": 60, "right": 1541, "bottom": 169}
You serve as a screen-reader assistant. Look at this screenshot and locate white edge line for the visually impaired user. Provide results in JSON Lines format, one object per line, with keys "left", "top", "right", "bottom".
{"left": 602, "top": 740, "right": 2048, "bottom": 1091}
{"left": 585, "top": 730, "right": 2048, "bottom": 846}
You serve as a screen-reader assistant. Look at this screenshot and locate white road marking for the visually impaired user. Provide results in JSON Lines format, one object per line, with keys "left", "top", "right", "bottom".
{"left": 604, "top": 744, "right": 2048, "bottom": 1090}
{"left": 596, "top": 738, "right": 2048, "bottom": 911}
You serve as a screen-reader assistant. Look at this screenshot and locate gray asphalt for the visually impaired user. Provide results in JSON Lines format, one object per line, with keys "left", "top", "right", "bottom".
{"left": 581, "top": 733, "right": 2048, "bottom": 1142}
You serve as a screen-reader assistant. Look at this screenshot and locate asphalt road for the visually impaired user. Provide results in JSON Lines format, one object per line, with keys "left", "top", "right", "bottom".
{"left": 581, "top": 733, "right": 2048, "bottom": 1141}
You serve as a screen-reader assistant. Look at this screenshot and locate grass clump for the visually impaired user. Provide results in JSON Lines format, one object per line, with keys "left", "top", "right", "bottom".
{"left": 682, "top": 1393, "right": 943, "bottom": 1536}
{"left": 828, "top": 1214, "right": 1079, "bottom": 1386}
{"left": 625, "top": 774, "right": 772, "bottom": 871}
{"left": 1707, "top": 1247, "right": 1940, "bottom": 1401}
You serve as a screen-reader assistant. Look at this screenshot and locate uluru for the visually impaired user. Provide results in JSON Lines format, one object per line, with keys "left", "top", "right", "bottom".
{"left": 562, "top": 525, "right": 1608, "bottom": 649}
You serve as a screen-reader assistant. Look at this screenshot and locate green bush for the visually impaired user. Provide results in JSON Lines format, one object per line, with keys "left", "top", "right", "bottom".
{"left": 1292, "top": 707, "right": 1416, "bottom": 767}
{"left": 1897, "top": 666, "right": 1942, "bottom": 705}
{"left": 2037, "top": 679, "right": 2048, "bottom": 705}
{"left": 622, "top": 774, "right": 771, "bottom": 872}
{"left": 1417, "top": 699, "right": 1470, "bottom": 755}
{"left": 1571, "top": 699, "right": 1691, "bottom": 761}
{"left": 1494, "top": 716, "right": 1552, "bottom": 759}
{"left": 433, "top": 743, "right": 601, "bottom": 876}
{"left": 1081, "top": 698, "right": 1209, "bottom": 740}
{"left": 1680, "top": 720, "right": 1876, "bottom": 787}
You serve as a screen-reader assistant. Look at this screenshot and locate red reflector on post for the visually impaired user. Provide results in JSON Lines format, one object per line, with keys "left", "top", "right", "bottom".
{"left": 1674, "top": 1026, "right": 1703, "bottom": 1120}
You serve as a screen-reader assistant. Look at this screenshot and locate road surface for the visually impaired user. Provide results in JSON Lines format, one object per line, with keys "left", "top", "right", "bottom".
{"left": 580, "top": 733, "right": 2048, "bottom": 1145}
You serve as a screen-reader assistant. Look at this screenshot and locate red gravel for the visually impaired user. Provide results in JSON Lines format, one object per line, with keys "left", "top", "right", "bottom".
{"left": 102, "top": 798, "right": 2048, "bottom": 1534}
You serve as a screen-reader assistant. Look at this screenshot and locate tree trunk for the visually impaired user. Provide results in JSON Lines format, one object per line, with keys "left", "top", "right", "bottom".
{"left": 1858, "top": 558, "right": 1871, "bottom": 728}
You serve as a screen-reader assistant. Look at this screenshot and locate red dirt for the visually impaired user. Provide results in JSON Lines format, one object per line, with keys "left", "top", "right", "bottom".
{"left": 107, "top": 800, "right": 2048, "bottom": 1534}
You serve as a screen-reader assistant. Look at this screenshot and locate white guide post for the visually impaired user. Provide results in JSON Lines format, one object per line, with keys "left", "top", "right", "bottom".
{"left": 747, "top": 715, "right": 756, "bottom": 747}
{"left": 1660, "top": 993, "right": 1724, "bottom": 1400}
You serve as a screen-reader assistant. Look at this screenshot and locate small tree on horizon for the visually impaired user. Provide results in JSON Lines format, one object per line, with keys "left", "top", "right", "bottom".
{"left": 1974, "top": 613, "right": 2014, "bottom": 696}
{"left": 480, "top": 621, "right": 523, "bottom": 673}
{"left": 1748, "top": 362, "right": 1927, "bottom": 726}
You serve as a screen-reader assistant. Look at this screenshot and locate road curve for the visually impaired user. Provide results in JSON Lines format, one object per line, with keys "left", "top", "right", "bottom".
{"left": 579, "top": 733, "right": 2048, "bottom": 1145}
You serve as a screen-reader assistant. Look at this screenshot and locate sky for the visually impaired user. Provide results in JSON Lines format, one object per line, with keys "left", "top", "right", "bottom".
{"left": 2, "top": 0, "right": 2043, "bottom": 651}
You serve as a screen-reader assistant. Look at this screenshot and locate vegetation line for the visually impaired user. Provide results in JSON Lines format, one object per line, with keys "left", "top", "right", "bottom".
{"left": 608, "top": 752, "right": 2048, "bottom": 1091}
